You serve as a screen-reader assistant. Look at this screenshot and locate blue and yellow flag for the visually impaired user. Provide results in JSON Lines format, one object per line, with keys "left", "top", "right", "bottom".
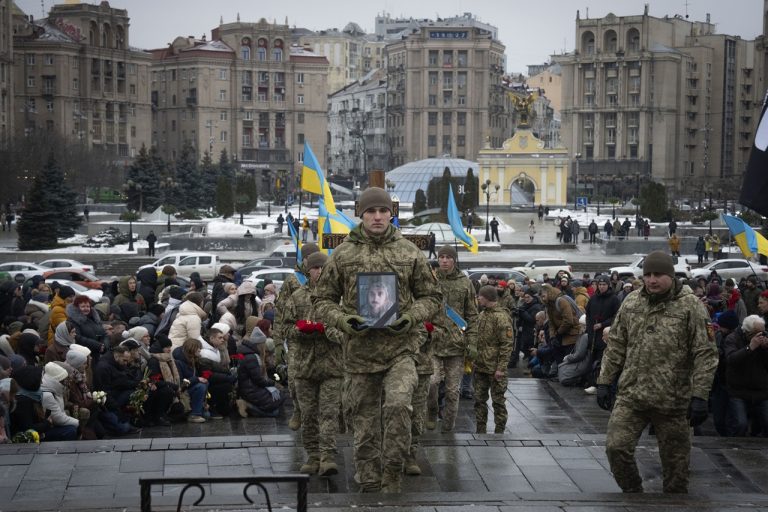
{"left": 721, "top": 214, "right": 768, "bottom": 258}
{"left": 301, "top": 143, "right": 325, "bottom": 196}
{"left": 286, "top": 216, "right": 302, "bottom": 263}
{"left": 447, "top": 183, "right": 479, "bottom": 253}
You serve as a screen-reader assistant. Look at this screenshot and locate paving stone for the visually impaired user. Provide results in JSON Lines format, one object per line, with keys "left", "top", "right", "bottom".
{"left": 0, "top": 454, "right": 34, "bottom": 465}
{"left": 164, "top": 449, "right": 208, "bottom": 465}
{"left": 69, "top": 467, "right": 121, "bottom": 486}
{"left": 207, "top": 448, "right": 251, "bottom": 466}
{"left": 119, "top": 451, "right": 165, "bottom": 473}
{"left": 565, "top": 468, "right": 622, "bottom": 493}
{"left": 75, "top": 452, "right": 122, "bottom": 467}
{"left": 507, "top": 447, "right": 559, "bottom": 466}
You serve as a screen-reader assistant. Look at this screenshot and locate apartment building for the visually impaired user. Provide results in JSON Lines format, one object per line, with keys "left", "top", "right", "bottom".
{"left": 0, "top": 0, "right": 13, "bottom": 147}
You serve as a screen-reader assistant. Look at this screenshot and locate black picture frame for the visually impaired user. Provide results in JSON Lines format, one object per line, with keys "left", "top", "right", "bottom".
{"left": 356, "top": 272, "right": 398, "bottom": 328}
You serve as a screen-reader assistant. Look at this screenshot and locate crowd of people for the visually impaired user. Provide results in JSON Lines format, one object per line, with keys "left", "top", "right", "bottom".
{"left": 0, "top": 187, "right": 766, "bottom": 495}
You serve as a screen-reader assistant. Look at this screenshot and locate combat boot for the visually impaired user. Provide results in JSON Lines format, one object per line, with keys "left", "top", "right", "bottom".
{"left": 404, "top": 454, "right": 422, "bottom": 476}
{"left": 494, "top": 425, "right": 505, "bottom": 434}
{"left": 299, "top": 454, "right": 319, "bottom": 474}
{"left": 318, "top": 454, "right": 338, "bottom": 477}
{"left": 380, "top": 467, "right": 402, "bottom": 493}
{"left": 288, "top": 410, "right": 302, "bottom": 431}
{"left": 476, "top": 424, "right": 487, "bottom": 434}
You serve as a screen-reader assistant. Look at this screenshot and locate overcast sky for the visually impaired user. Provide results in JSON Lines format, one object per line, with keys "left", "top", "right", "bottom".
{"left": 16, "top": 0, "right": 764, "bottom": 73}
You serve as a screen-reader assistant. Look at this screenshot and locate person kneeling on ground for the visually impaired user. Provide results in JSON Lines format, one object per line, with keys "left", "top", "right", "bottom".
{"left": 236, "top": 327, "right": 285, "bottom": 417}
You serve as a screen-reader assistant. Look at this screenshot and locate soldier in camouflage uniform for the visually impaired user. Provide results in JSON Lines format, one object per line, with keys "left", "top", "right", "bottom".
{"left": 312, "top": 187, "right": 441, "bottom": 493}
{"left": 427, "top": 245, "right": 478, "bottom": 432}
{"left": 597, "top": 251, "right": 718, "bottom": 493}
{"left": 283, "top": 251, "right": 343, "bottom": 476}
{"left": 274, "top": 242, "right": 320, "bottom": 431}
{"left": 473, "top": 285, "right": 514, "bottom": 434}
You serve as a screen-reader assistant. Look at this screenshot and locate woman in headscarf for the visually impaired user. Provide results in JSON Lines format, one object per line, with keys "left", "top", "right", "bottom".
{"left": 45, "top": 321, "right": 75, "bottom": 364}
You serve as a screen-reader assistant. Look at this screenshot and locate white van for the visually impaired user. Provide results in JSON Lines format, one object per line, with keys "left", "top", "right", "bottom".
{"left": 141, "top": 252, "right": 221, "bottom": 280}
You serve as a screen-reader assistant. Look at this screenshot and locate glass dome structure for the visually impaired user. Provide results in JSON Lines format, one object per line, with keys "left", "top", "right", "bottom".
{"left": 385, "top": 157, "right": 479, "bottom": 203}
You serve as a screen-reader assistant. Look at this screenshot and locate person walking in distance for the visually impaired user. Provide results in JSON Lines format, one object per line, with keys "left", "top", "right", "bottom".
{"left": 596, "top": 251, "right": 717, "bottom": 493}
{"left": 312, "top": 187, "right": 441, "bottom": 493}
{"left": 427, "top": 232, "right": 437, "bottom": 259}
{"left": 489, "top": 217, "right": 500, "bottom": 242}
{"left": 528, "top": 220, "right": 536, "bottom": 243}
{"left": 145, "top": 231, "right": 157, "bottom": 257}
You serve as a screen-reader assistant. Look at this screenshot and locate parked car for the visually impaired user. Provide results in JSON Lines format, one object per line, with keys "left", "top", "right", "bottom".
{"left": 244, "top": 268, "right": 295, "bottom": 292}
{"left": 43, "top": 279, "right": 103, "bottom": 303}
{"left": 690, "top": 259, "right": 768, "bottom": 284}
{"left": 140, "top": 252, "right": 220, "bottom": 280}
{"left": 0, "top": 262, "right": 48, "bottom": 280}
{"left": 270, "top": 243, "right": 297, "bottom": 258}
{"left": 463, "top": 268, "right": 527, "bottom": 284}
{"left": 512, "top": 258, "right": 572, "bottom": 281}
{"left": 238, "top": 257, "right": 296, "bottom": 276}
{"left": 610, "top": 255, "right": 692, "bottom": 280}
{"left": 38, "top": 259, "right": 95, "bottom": 273}
{"left": 42, "top": 270, "right": 107, "bottom": 290}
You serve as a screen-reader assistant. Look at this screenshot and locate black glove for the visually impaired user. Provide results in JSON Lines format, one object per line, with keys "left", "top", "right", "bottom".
{"left": 688, "top": 397, "right": 709, "bottom": 427}
{"left": 596, "top": 384, "right": 614, "bottom": 411}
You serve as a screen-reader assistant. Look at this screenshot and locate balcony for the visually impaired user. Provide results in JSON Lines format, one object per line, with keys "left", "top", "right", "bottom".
{"left": 240, "top": 147, "right": 291, "bottom": 163}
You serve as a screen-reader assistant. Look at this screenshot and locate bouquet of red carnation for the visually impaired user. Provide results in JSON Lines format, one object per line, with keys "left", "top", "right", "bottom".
{"left": 200, "top": 370, "right": 213, "bottom": 380}
{"left": 424, "top": 321, "right": 434, "bottom": 333}
{"left": 498, "top": 280, "right": 508, "bottom": 289}
{"left": 295, "top": 319, "right": 325, "bottom": 335}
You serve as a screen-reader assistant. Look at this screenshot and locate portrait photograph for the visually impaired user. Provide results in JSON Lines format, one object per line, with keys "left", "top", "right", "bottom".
{"left": 357, "top": 272, "right": 399, "bottom": 328}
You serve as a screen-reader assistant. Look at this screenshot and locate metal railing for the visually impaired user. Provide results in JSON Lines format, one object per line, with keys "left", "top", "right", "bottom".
{"left": 139, "top": 474, "right": 309, "bottom": 512}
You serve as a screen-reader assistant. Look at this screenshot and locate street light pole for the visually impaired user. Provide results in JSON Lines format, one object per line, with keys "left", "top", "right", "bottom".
{"left": 127, "top": 216, "right": 134, "bottom": 252}
{"left": 574, "top": 154, "right": 581, "bottom": 210}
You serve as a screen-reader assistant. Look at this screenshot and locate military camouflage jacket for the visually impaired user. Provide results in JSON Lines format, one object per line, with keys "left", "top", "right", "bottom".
{"left": 474, "top": 304, "right": 515, "bottom": 375}
{"left": 414, "top": 324, "right": 435, "bottom": 376}
{"left": 597, "top": 281, "right": 718, "bottom": 412}
{"left": 283, "top": 281, "right": 343, "bottom": 380}
{"left": 312, "top": 223, "right": 442, "bottom": 373}
{"left": 273, "top": 269, "right": 302, "bottom": 340}
{"left": 432, "top": 267, "right": 479, "bottom": 357}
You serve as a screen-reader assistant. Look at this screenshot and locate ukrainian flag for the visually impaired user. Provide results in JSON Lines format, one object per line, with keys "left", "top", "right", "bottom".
{"left": 722, "top": 214, "right": 768, "bottom": 258}
{"left": 301, "top": 143, "right": 325, "bottom": 196}
{"left": 447, "top": 183, "right": 479, "bottom": 253}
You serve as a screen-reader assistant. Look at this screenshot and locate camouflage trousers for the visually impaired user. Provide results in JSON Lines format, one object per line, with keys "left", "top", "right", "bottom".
{"left": 347, "top": 355, "right": 417, "bottom": 491}
{"left": 473, "top": 371, "right": 507, "bottom": 432}
{"left": 286, "top": 344, "right": 300, "bottom": 417}
{"left": 294, "top": 376, "right": 341, "bottom": 457}
{"left": 605, "top": 402, "right": 691, "bottom": 493}
{"left": 427, "top": 355, "right": 464, "bottom": 430}
{"left": 410, "top": 374, "right": 431, "bottom": 456}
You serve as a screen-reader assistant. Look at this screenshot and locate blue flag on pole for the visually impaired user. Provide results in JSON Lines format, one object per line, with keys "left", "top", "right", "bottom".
{"left": 447, "top": 183, "right": 479, "bottom": 253}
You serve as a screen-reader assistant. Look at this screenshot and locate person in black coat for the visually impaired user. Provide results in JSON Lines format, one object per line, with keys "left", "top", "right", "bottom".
{"left": 9, "top": 366, "right": 52, "bottom": 439}
{"left": 517, "top": 289, "right": 544, "bottom": 358}
{"left": 198, "top": 328, "right": 236, "bottom": 417}
{"left": 67, "top": 297, "right": 107, "bottom": 362}
{"left": 136, "top": 267, "right": 159, "bottom": 305}
{"left": 584, "top": 274, "right": 621, "bottom": 362}
{"left": 237, "top": 329, "right": 284, "bottom": 415}
{"left": 723, "top": 315, "right": 768, "bottom": 437}
{"left": 172, "top": 339, "right": 209, "bottom": 422}
{"left": 145, "top": 231, "right": 157, "bottom": 257}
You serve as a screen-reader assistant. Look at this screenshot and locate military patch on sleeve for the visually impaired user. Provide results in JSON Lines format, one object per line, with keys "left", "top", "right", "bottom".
{"left": 706, "top": 322, "right": 715, "bottom": 343}
{"left": 506, "top": 327, "right": 514, "bottom": 338}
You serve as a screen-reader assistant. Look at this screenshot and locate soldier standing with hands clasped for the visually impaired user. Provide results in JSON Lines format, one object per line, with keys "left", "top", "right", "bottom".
{"left": 312, "top": 187, "right": 441, "bottom": 493}
{"left": 596, "top": 251, "right": 718, "bottom": 493}
{"left": 473, "top": 285, "right": 514, "bottom": 434}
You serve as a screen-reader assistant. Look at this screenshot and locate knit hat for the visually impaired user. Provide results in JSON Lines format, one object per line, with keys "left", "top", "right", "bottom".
{"left": 478, "top": 285, "right": 498, "bottom": 302}
{"left": 120, "top": 338, "right": 140, "bottom": 350}
{"left": 305, "top": 252, "right": 328, "bottom": 269}
{"left": 58, "top": 286, "right": 76, "bottom": 300}
{"left": 357, "top": 187, "right": 392, "bottom": 217}
{"left": 44, "top": 362, "right": 68, "bottom": 382}
{"left": 595, "top": 274, "right": 611, "bottom": 284}
{"left": 185, "top": 291, "right": 204, "bottom": 307}
{"left": 7, "top": 321, "right": 23, "bottom": 335}
{"left": 302, "top": 243, "right": 320, "bottom": 258}
{"left": 13, "top": 366, "right": 42, "bottom": 391}
{"left": 65, "top": 349, "right": 88, "bottom": 370}
{"left": 210, "top": 322, "right": 231, "bottom": 335}
{"left": 249, "top": 326, "right": 267, "bottom": 345}
{"left": 237, "top": 281, "right": 256, "bottom": 296}
{"left": 73, "top": 295, "right": 91, "bottom": 307}
{"left": 642, "top": 251, "right": 675, "bottom": 278}
{"left": 437, "top": 245, "right": 458, "bottom": 260}
{"left": 68, "top": 344, "right": 91, "bottom": 357}
{"left": 9, "top": 354, "right": 26, "bottom": 373}
{"left": 124, "top": 326, "right": 149, "bottom": 342}
{"left": 18, "top": 332, "right": 43, "bottom": 350}
{"left": 717, "top": 310, "right": 739, "bottom": 330}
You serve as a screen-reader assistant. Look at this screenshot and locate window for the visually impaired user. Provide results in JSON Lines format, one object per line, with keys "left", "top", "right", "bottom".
{"left": 220, "top": 130, "right": 228, "bottom": 142}
{"left": 46, "top": 100, "right": 54, "bottom": 112}
{"left": 297, "top": 94, "right": 304, "bottom": 104}
{"left": 129, "top": 83, "right": 136, "bottom": 95}
{"left": 243, "top": 110, "right": 253, "bottom": 120}
{"left": 457, "top": 112, "right": 466, "bottom": 126}
{"left": 428, "top": 135, "right": 436, "bottom": 146}
{"left": 457, "top": 50, "right": 468, "bottom": 67}
{"left": 443, "top": 135, "right": 451, "bottom": 149}
{"left": 272, "top": 48, "right": 283, "bottom": 61}
{"left": 26, "top": 54, "right": 35, "bottom": 65}
{"left": 428, "top": 50, "right": 439, "bottom": 66}
{"left": 458, "top": 95, "right": 466, "bottom": 105}
{"left": 27, "top": 76, "right": 35, "bottom": 88}
{"left": 72, "top": 78, "right": 79, "bottom": 91}
{"left": 44, "top": 54, "right": 54, "bottom": 65}
{"left": 219, "top": 69, "right": 228, "bottom": 80}
{"left": 457, "top": 135, "right": 465, "bottom": 146}
{"left": 219, "top": 89, "right": 227, "bottom": 101}
{"left": 296, "top": 73, "right": 304, "bottom": 84}
{"left": 241, "top": 46, "right": 250, "bottom": 60}
{"left": 257, "top": 48, "right": 267, "bottom": 61}
{"left": 428, "top": 94, "right": 436, "bottom": 106}
{"left": 220, "top": 111, "right": 228, "bottom": 121}
{"left": 171, "top": 120, "right": 176, "bottom": 131}
{"left": 297, "top": 133, "right": 305, "bottom": 144}
{"left": 297, "top": 113, "right": 304, "bottom": 124}
{"left": 429, "top": 72, "right": 438, "bottom": 85}
{"left": 443, "top": 112, "right": 452, "bottom": 125}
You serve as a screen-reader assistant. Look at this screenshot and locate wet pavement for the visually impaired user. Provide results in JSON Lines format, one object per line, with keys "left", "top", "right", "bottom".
{"left": 2, "top": 374, "right": 768, "bottom": 511}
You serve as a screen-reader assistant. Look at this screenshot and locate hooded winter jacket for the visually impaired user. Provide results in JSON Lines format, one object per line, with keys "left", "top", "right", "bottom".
{"left": 168, "top": 300, "right": 207, "bottom": 349}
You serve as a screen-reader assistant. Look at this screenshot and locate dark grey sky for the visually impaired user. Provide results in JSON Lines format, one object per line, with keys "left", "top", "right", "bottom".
{"left": 17, "top": 0, "right": 764, "bottom": 73}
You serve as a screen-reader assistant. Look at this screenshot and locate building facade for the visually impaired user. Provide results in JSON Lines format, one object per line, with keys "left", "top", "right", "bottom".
{"left": 384, "top": 23, "right": 508, "bottom": 168}
{"left": 12, "top": 1, "right": 152, "bottom": 161}
{"left": 327, "top": 68, "right": 388, "bottom": 182}
{"left": 0, "top": 0, "right": 13, "bottom": 147}
{"left": 150, "top": 18, "right": 328, "bottom": 192}
{"left": 554, "top": 7, "right": 762, "bottom": 200}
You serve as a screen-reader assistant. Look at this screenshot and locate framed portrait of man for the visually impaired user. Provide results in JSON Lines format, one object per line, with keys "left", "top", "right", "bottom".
{"left": 357, "top": 272, "right": 398, "bottom": 328}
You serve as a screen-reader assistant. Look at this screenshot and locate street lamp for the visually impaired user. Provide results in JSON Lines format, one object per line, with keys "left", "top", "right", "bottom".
{"left": 574, "top": 153, "right": 581, "bottom": 210}
{"left": 481, "top": 179, "right": 500, "bottom": 242}
{"left": 160, "top": 177, "right": 178, "bottom": 232}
